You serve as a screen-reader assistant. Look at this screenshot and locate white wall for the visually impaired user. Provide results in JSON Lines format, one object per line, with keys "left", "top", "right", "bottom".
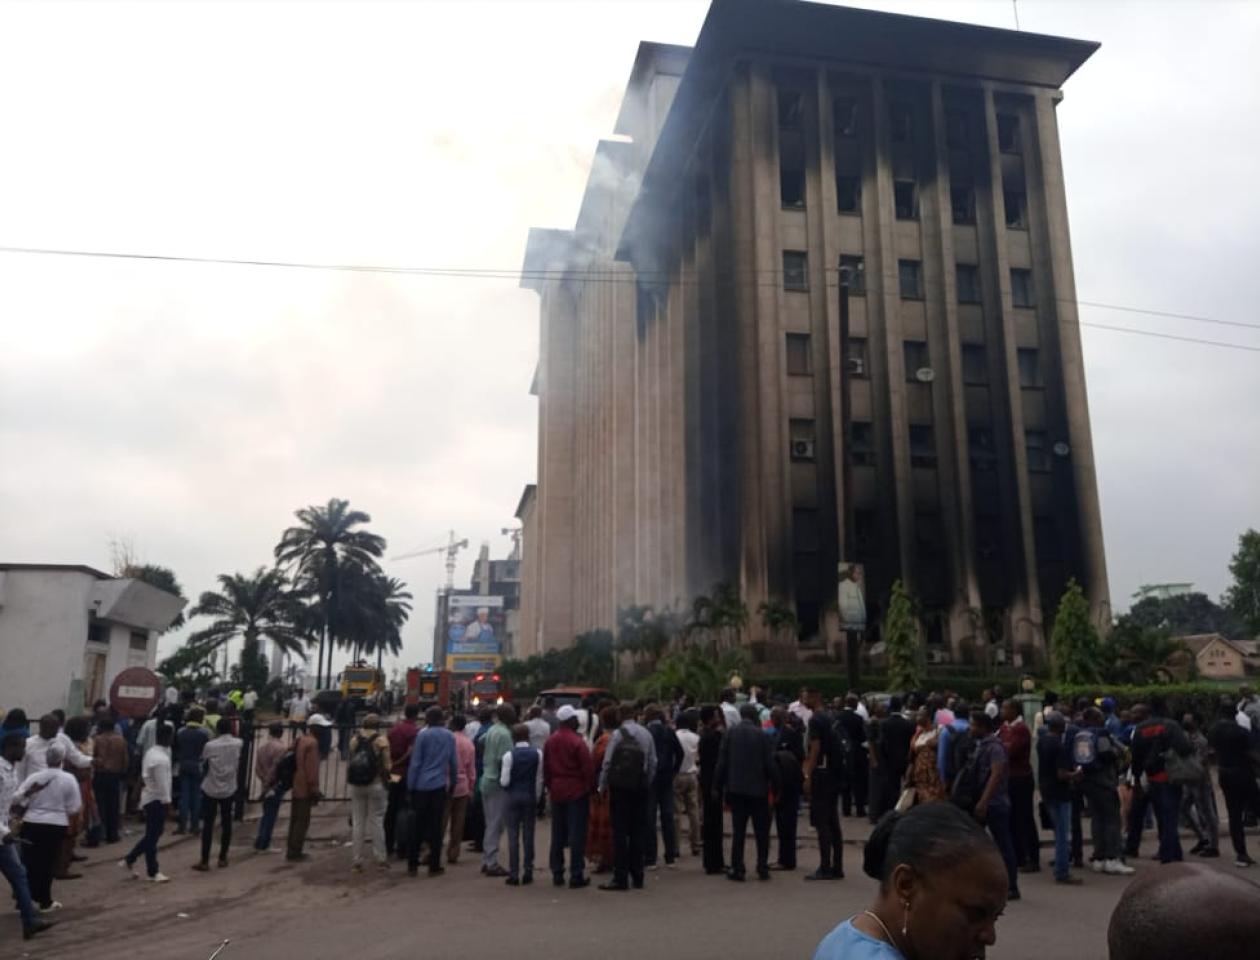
{"left": 0, "top": 569, "right": 95, "bottom": 715}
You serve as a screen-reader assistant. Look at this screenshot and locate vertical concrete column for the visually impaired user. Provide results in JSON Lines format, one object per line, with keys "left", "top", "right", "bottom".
{"left": 612, "top": 262, "right": 638, "bottom": 621}
{"left": 979, "top": 86, "right": 1042, "bottom": 656}
{"left": 927, "top": 80, "right": 981, "bottom": 657}
{"left": 1031, "top": 92, "right": 1111, "bottom": 626}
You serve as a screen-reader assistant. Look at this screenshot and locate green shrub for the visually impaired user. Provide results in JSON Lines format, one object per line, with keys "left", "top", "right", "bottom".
{"left": 1048, "top": 681, "right": 1241, "bottom": 722}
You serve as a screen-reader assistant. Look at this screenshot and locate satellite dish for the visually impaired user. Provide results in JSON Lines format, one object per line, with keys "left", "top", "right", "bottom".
{"left": 1053, "top": 441, "right": 1071, "bottom": 457}
{"left": 915, "top": 367, "right": 935, "bottom": 383}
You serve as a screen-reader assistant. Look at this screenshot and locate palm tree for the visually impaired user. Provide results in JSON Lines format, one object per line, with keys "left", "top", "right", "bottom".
{"left": 186, "top": 568, "right": 308, "bottom": 682}
{"left": 358, "top": 573, "right": 413, "bottom": 670}
{"left": 275, "top": 498, "right": 386, "bottom": 688}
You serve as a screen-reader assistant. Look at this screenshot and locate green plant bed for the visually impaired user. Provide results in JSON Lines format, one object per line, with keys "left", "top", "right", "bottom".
{"left": 748, "top": 671, "right": 1024, "bottom": 703}
{"left": 1047, "top": 681, "right": 1243, "bottom": 720}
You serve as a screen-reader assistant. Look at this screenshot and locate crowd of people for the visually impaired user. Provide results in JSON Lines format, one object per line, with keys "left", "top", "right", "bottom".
{"left": 3, "top": 681, "right": 1260, "bottom": 954}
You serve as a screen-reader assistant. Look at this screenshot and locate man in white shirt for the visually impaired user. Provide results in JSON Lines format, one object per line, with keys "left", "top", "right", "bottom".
{"left": 673, "top": 711, "right": 702, "bottom": 857}
{"left": 719, "top": 689, "right": 741, "bottom": 733}
{"left": 20, "top": 714, "right": 91, "bottom": 781}
{"left": 121, "top": 722, "right": 173, "bottom": 883}
{"left": 288, "top": 690, "right": 311, "bottom": 739}
{"left": 1, "top": 732, "right": 55, "bottom": 940}
{"left": 16, "top": 741, "right": 81, "bottom": 911}
{"left": 194, "top": 719, "right": 243, "bottom": 871}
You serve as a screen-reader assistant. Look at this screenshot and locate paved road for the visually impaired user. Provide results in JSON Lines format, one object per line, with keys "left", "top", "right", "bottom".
{"left": 0, "top": 806, "right": 1240, "bottom": 960}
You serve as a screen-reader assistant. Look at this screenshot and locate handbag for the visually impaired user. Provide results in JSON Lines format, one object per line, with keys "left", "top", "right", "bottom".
{"left": 895, "top": 787, "right": 916, "bottom": 813}
{"left": 1163, "top": 748, "right": 1204, "bottom": 786}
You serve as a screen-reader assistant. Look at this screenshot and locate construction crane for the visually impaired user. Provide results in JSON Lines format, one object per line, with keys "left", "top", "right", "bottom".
{"left": 392, "top": 530, "right": 468, "bottom": 590}
{"left": 501, "top": 526, "right": 522, "bottom": 561}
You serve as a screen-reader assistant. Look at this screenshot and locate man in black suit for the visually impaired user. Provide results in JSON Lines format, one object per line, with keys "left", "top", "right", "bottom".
{"left": 869, "top": 696, "right": 915, "bottom": 819}
{"left": 714, "top": 704, "right": 779, "bottom": 881}
{"left": 838, "top": 694, "right": 868, "bottom": 818}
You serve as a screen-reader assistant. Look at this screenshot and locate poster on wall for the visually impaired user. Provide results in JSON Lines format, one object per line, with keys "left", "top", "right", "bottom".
{"left": 836, "top": 562, "right": 867, "bottom": 631}
{"left": 447, "top": 595, "right": 505, "bottom": 660}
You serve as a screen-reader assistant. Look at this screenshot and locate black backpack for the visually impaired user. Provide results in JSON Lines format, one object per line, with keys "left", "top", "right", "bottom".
{"left": 273, "top": 749, "right": 297, "bottom": 793}
{"left": 347, "top": 734, "right": 380, "bottom": 786}
{"left": 827, "top": 713, "right": 854, "bottom": 772}
{"left": 948, "top": 729, "right": 982, "bottom": 811}
{"left": 607, "top": 730, "right": 647, "bottom": 791}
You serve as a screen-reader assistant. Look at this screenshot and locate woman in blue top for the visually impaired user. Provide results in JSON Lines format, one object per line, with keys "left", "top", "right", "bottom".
{"left": 813, "top": 803, "right": 1008, "bottom": 960}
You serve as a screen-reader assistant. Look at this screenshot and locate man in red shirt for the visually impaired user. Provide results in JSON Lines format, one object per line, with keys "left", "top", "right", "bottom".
{"left": 385, "top": 704, "right": 421, "bottom": 859}
{"left": 999, "top": 700, "right": 1038, "bottom": 873}
{"left": 544, "top": 705, "right": 595, "bottom": 888}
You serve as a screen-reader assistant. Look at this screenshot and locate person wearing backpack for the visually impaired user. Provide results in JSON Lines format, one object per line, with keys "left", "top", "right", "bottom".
{"left": 1074, "top": 707, "right": 1132, "bottom": 875}
{"left": 802, "top": 687, "right": 846, "bottom": 881}
{"left": 1037, "top": 712, "right": 1082, "bottom": 885}
{"left": 769, "top": 706, "right": 803, "bottom": 871}
{"left": 1129, "top": 695, "right": 1192, "bottom": 864}
{"left": 597, "top": 704, "right": 657, "bottom": 891}
{"left": 967, "top": 711, "right": 1020, "bottom": 900}
{"left": 348, "top": 714, "right": 391, "bottom": 873}
{"left": 643, "top": 704, "right": 683, "bottom": 869}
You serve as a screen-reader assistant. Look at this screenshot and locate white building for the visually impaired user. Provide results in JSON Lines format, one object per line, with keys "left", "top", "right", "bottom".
{"left": 0, "top": 563, "right": 186, "bottom": 717}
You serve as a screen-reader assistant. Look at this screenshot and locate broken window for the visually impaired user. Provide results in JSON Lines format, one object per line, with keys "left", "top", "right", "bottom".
{"left": 968, "top": 425, "right": 997, "bottom": 472}
{"left": 783, "top": 250, "right": 809, "bottom": 291}
{"left": 781, "top": 167, "right": 806, "bottom": 209}
{"left": 889, "top": 101, "right": 913, "bottom": 143}
{"left": 836, "top": 175, "right": 861, "bottom": 214}
{"left": 850, "top": 421, "right": 875, "bottom": 466}
{"left": 956, "top": 264, "right": 982, "bottom": 303}
{"left": 946, "top": 109, "right": 969, "bottom": 149}
{"left": 898, "top": 259, "right": 923, "bottom": 300}
{"left": 1003, "top": 189, "right": 1027, "bottom": 229}
{"left": 961, "top": 343, "right": 987, "bottom": 384}
{"left": 997, "top": 113, "right": 1021, "bottom": 153}
{"left": 909, "top": 424, "right": 937, "bottom": 468}
{"left": 1010, "top": 268, "right": 1035, "bottom": 308}
{"left": 833, "top": 96, "right": 858, "bottom": 137}
{"left": 951, "top": 184, "right": 975, "bottom": 224}
{"left": 1017, "top": 347, "right": 1042, "bottom": 388}
{"left": 894, "top": 180, "right": 918, "bottom": 220}
{"left": 839, "top": 254, "right": 865, "bottom": 295}
{"left": 786, "top": 333, "right": 812, "bottom": 376}
{"left": 778, "top": 89, "right": 805, "bottom": 129}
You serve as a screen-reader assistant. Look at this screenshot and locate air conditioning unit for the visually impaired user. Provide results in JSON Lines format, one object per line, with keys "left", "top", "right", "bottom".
{"left": 846, "top": 357, "right": 865, "bottom": 376}
{"left": 925, "top": 649, "right": 951, "bottom": 665}
{"left": 791, "top": 438, "right": 815, "bottom": 460}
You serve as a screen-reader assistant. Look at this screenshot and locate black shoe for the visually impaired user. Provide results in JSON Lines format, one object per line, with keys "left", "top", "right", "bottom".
{"left": 804, "top": 868, "right": 839, "bottom": 881}
{"left": 569, "top": 877, "right": 590, "bottom": 889}
{"left": 1198, "top": 848, "right": 1220, "bottom": 859}
{"left": 506, "top": 876, "right": 520, "bottom": 886}
{"left": 769, "top": 863, "right": 795, "bottom": 871}
{"left": 23, "top": 920, "right": 55, "bottom": 941}
{"left": 631, "top": 877, "right": 644, "bottom": 889}
{"left": 522, "top": 872, "right": 533, "bottom": 885}
{"left": 1019, "top": 863, "right": 1041, "bottom": 873}
{"left": 71, "top": 853, "right": 88, "bottom": 862}
{"left": 428, "top": 867, "right": 445, "bottom": 877}
{"left": 757, "top": 867, "right": 771, "bottom": 881}
{"left": 553, "top": 875, "right": 566, "bottom": 887}
{"left": 1055, "top": 875, "right": 1084, "bottom": 885}
{"left": 482, "top": 864, "right": 508, "bottom": 878}
{"left": 406, "top": 866, "right": 418, "bottom": 877}
{"left": 598, "top": 881, "right": 628, "bottom": 891}
{"left": 1189, "top": 842, "right": 1206, "bottom": 855}
{"left": 726, "top": 869, "right": 746, "bottom": 882}
{"left": 1008, "top": 889, "right": 1022, "bottom": 901}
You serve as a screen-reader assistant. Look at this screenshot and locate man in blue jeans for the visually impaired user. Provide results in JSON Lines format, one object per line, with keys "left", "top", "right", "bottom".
{"left": 1037, "top": 713, "right": 1083, "bottom": 884}
{"left": 253, "top": 722, "right": 289, "bottom": 851}
{"left": 1, "top": 732, "right": 55, "bottom": 940}
{"left": 174, "top": 707, "right": 210, "bottom": 834}
{"left": 970, "top": 710, "right": 1020, "bottom": 900}
{"left": 1130, "top": 696, "right": 1191, "bottom": 864}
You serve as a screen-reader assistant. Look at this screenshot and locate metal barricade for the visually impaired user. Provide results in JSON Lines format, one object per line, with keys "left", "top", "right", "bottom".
{"left": 242, "top": 720, "right": 396, "bottom": 803}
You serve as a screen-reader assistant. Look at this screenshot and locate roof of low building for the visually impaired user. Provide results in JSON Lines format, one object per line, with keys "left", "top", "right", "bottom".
{"left": 1180, "top": 633, "right": 1251, "bottom": 657}
{"left": 0, "top": 562, "right": 113, "bottom": 579}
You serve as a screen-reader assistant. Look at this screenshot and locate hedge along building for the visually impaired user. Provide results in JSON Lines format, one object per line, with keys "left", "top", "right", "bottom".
{"left": 517, "top": 0, "right": 1110, "bottom": 668}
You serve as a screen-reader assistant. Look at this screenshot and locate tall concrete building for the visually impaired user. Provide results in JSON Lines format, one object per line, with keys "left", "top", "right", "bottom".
{"left": 517, "top": 0, "right": 1110, "bottom": 667}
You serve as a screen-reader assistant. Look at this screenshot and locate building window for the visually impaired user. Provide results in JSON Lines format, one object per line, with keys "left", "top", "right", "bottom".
{"left": 1010, "top": 268, "right": 1035, "bottom": 308}
{"left": 1025, "top": 429, "right": 1051, "bottom": 472}
{"left": 1017, "top": 347, "right": 1042, "bottom": 388}
{"left": 850, "top": 421, "right": 875, "bottom": 466}
{"left": 783, "top": 251, "right": 809, "bottom": 291}
{"left": 129, "top": 630, "right": 149, "bottom": 651}
{"left": 956, "top": 264, "right": 982, "bottom": 304}
{"left": 968, "top": 425, "right": 997, "bottom": 471}
{"left": 836, "top": 175, "right": 861, "bottom": 214}
{"left": 997, "top": 113, "right": 1021, "bottom": 153}
{"left": 793, "top": 508, "right": 821, "bottom": 553}
{"left": 854, "top": 507, "right": 879, "bottom": 557}
{"left": 790, "top": 418, "right": 816, "bottom": 461}
{"left": 1004, "top": 189, "right": 1027, "bottom": 228}
{"left": 834, "top": 95, "right": 857, "bottom": 137}
{"left": 781, "top": 166, "right": 806, "bottom": 209}
{"left": 839, "top": 254, "right": 865, "bottom": 294}
{"left": 946, "top": 109, "right": 969, "bottom": 149}
{"left": 903, "top": 340, "right": 930, "bottom": 381}
{"left": 951, "top": 184, "right": 975, "bottom": 225}
{"left": 846, "top": 337, "right": 869, "bottom": 378}
{"left": 889, "top": 101, "right": 913, "bottom": 143}
{"left": 961, "top": 344, "right": 987, "bottom": 384}
{"left": 898, "top": 259, "right": 923, "bottom": 300}
{"left": 894, "top": 180, "right": 918, "bottom": 220}
{"left": 87, "top": 622, "right": 109, "bottom": 646}
{"left": 786, "top": 333, "right": 812, "bottom": 376}
{"left": 778, "top": 89, "right": 805, "bottom": 130}
{"left": 909, "top": 424, "right": 937, "bottom": 468}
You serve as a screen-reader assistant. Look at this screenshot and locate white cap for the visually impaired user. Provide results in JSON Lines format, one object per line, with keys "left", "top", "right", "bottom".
{"left": 556, "top": 705, "right": 578, "bottom": 723}
{"left": 306, "top": 713, "right": 332, "bottom": 727}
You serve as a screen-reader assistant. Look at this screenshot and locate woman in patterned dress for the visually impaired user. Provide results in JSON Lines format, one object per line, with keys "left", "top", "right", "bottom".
{"left": 586, "top": 706, "right": 619, "bottom": 874}
{"left": 905, "top": 706, "right": 947, "bottom": 805}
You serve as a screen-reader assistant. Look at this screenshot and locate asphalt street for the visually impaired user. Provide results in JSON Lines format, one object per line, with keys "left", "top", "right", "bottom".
{"left": 5, "top": 803, "right": 1232, "bottom": 960}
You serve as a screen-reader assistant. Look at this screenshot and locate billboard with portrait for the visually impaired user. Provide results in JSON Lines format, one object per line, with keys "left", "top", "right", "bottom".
{"left": 447, "top": 595, "right": 505, "bottom": 658}
{"left": 836, "top": 562, "right": 867, "bottom": 631}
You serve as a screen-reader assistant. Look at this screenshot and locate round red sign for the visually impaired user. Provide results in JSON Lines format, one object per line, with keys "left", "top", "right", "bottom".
{"left": 109, "top": 666, "right": 162, "bottom": 719}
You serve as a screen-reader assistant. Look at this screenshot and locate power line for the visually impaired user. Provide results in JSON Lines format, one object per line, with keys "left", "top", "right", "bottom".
{"left": 1, "top": 242, "right": 1257, "bottom": 352}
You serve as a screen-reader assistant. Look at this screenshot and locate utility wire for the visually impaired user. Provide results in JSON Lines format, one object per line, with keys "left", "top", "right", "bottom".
{"left": 0, "top": 243, "right": 1257, "bottom": 352}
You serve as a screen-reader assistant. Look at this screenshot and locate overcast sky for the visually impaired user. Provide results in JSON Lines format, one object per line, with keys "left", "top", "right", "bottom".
{"left": 1, "top": 0, "right": 1256, "bottom": 673}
